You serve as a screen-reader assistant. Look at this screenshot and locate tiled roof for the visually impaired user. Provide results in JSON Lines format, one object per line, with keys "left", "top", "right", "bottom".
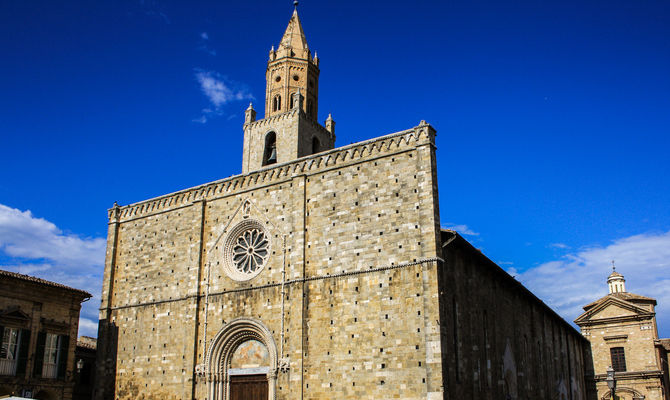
{"left": 0, "top": 269, "right": 91, "bottom": 298}
{"left": 77, "top": 336, "right": 97, "bottom": 350}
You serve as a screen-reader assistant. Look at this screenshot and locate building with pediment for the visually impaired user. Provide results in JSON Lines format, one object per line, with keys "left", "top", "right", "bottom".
{"left": 575, "top": 269, "right": 670, "bottom": 400}
{"left": 95, "top": 6, "right": 594, "bottom": 400}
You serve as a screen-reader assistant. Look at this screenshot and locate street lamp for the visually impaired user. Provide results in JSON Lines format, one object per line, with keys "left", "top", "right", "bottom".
{"left": 606, "top": 366, "right": 616, "bottom": 400}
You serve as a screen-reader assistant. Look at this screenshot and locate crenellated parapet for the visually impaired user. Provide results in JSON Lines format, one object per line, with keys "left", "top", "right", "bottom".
{"left": 111, "top": 122, "right": 435, "bottom": 222}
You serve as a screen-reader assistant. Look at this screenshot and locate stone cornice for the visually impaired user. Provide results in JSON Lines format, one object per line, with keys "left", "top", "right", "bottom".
{"left": 593, "top": 370, "right": 663, "bottom": 381}
{"left": 577, "top": 313, "right": 655, "bottom": 327}
{"left": 110, "top": 122, "right": 436, "bottom": 223}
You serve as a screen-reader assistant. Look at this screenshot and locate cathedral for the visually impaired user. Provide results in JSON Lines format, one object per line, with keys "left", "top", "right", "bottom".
{"left": 95, "top": 7, "right": 593, "bottom": 400}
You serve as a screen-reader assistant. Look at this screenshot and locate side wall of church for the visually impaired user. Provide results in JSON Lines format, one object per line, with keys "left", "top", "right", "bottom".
{"left": 97, "top": 123, "right": 444, "bottom": 400}
{"left": 439, "top": 234, "right": 594, "bottom": 400}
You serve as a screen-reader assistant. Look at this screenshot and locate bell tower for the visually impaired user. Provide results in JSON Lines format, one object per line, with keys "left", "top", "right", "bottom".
{"left": 265, "top": 6, "right": 319, "bottom": 120}
{"left": 241, "top": 3, "right": 335, "bottom": 174}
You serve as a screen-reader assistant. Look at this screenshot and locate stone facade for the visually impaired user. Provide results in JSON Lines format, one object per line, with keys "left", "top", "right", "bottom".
{"left": 0, "top": 269, "right": 91, "bottom": 400}
{"left": 575, "top": 270, "right": 670, "bottom": 400}
{"left": 95, "top": 7, "right": 593, "bottom": 400}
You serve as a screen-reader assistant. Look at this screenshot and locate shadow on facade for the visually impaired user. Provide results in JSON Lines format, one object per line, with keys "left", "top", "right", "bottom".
{"left": 583, "top": 344, "right": 598, "bottom": 399}
{"left": 93, "top": 319, "right": 118, "bottom": 400}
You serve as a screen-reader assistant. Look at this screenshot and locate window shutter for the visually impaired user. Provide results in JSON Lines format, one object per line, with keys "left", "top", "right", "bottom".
{"left": 0, "top": 325, "right": 4, "bottom": 359}
{"left": 33, "top": 331, "right": 46, "bottom": 377}
{"left": 57, "top": 334, "right": 69, "bottom": 380}
{"left": 16, "top": 329, "right": 31, "bottom": 376}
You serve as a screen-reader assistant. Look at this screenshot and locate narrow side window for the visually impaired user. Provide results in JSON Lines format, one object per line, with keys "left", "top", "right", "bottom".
{"left": 263, "top": 132, "right": 277, "bottom": 166}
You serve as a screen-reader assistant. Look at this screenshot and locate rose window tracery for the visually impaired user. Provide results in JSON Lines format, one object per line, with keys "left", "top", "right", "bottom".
{"left": 222, "top": 219, "right": 271, "bottom": 281}
{"left": 232, "top": 228, "right": 268, "bottom": 274}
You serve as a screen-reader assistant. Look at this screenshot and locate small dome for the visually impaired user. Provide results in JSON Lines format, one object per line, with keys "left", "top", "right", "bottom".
{"left": 608, "top": 270, "right": 623, "bottom": 279}
{"left": 607, "top": 266, "right": 626, "bottom": 294}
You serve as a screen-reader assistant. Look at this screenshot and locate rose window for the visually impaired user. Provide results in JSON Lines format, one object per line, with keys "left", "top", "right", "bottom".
{"left": 222, "top": 220, "right": 271, "bottom": 281}
{"left": 232, "top": 228, "right": 268, "bottom": 274}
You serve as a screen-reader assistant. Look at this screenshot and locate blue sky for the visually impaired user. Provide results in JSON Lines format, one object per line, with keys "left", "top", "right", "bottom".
{"left": 0, "top": 0, "right": 669, "bottom": 338}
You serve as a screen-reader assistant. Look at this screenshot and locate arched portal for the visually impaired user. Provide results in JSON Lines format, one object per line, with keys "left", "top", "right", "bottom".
{"left": 601, "top": 387, "right": 646, "bottom": 400}
{"left": 206, "top": 318, "right": 278, "bottom": 400}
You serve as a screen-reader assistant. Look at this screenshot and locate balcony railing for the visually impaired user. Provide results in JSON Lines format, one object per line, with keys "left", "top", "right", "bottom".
{"left": 42, "top": 362, "right": 57, "bottom": 379}
{"left": 0, "top": 359, "right": 17, "bottom": 376}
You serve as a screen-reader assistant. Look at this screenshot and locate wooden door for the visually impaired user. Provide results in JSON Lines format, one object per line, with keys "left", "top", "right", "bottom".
{"left": 229, "top": 374, "right": 268, "bottom": 400}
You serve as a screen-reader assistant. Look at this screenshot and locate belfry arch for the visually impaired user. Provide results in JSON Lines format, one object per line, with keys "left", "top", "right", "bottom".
{"left": 205, "top": 318, "right": 278, "bottom": 400}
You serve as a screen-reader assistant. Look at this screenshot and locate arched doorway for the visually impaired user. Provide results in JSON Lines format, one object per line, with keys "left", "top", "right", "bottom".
{"left": 229, "top": 339, "right": 270, "bottom": 400}
{"left": 206, "top": 318, "right": 278, "bottom": 400}
{"left": 601, "top": 387, "right": 646, "bottom": 400}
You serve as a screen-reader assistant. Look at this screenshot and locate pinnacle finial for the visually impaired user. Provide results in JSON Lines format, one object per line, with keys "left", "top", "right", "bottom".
{"left": 611, "top": 260, "right": 616, "bottom": 272}
{"left": 294, "top": 0, "right": 299, "bottom": 8}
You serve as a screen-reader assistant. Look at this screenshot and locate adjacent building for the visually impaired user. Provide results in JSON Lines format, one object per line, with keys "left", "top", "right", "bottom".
{"left": 575, "top": 269, "right": 670, "bottom": 400}
{"left": 0, "top": 269, "right": 91, "bottom": 400}
{"left": 74, "top": 336, "right": 97, "bottom": 400}
{"left": 95, "top": 6, "right": 593, "bottom": 400}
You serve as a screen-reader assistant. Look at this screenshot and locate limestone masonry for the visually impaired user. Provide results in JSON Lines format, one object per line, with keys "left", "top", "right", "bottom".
{"left": 96, "top": 7, "right": 593, "bottom": 400}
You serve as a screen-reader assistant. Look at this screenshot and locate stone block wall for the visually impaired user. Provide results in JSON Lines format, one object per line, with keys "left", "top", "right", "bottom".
{"left": 242, "top": 109, "right": 334, "bottom": 174}
{"left": 97, "top": 123, "right": 444, "bottom": 399}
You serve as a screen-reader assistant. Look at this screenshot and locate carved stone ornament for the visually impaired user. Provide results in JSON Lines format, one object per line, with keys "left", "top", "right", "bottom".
{"left": 222, "top": 219, "right": 270, "bottom": 281}
{"left": 242, "top": 199, "right": 252, "bottom": 218}
{"left": 278, "top": 357, "right": 290, "bottom": 373}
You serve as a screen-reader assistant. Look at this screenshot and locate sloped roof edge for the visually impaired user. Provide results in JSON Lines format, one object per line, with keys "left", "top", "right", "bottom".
{"left": 0, "top": 269, "right": 91, "bottom": 298}
{"left": 440, "top": 229, "right": 587, "bottom": 342}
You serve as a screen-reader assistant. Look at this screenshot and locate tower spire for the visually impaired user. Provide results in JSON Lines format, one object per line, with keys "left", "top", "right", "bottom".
{"left": 265, "top": 6, "right": 320, "bottom": 119}
{"left": 277, "top": 6, "right": 309, "bottom": 57}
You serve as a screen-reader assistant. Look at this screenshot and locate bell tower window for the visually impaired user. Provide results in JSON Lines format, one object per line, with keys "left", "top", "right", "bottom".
{"left": 272, "top": 95, "right": 281, "bottom": 112}
{"left": 263, "top": 132, "right": 277, "bottom": 166}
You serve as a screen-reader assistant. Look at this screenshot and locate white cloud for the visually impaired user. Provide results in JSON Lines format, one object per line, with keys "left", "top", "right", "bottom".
{"left": 0, "top": 204, "right": 105, "bottom": 337}
{"left": 195, "top": 69, "right": 252, "bottom": 108}
{"left": 549, "top": 242, "right": 569, "bottom": 249}
{"left": 78, "top": 318, "right": 99, "bottom": 335}
{"left": 516, "top": 231, "right": 670, "bottom": 337}
{"left": 0, "top": 205, "right": 105, "bottom": 266}
{"left": 198, "top": 32, "right": 216, "bottom": 56}
{"left": 193, "top": 69, "right": 252, "bottom": 122}
{"left": 442, "top": 223, "right": 479, "bottom": 236}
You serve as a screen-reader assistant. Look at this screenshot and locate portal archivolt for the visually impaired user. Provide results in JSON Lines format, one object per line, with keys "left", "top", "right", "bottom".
{"left": 205, "top": 318, "right": 278, "bottom": 400}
